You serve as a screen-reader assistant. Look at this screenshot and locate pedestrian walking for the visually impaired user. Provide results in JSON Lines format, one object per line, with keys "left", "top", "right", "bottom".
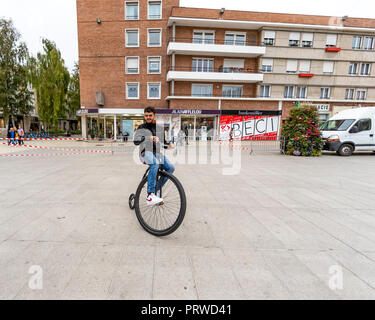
{"left": 171, "top": 126, "right": 175, "bottom": 144}
{"left": 9, "top": 127, "right": 16, "bottom": 145}
{"left": 7, "top": 127, "right": 11, "bottom": 146}
{"left": 184, "top": 127, "right": 189, "bottom": 145}
{"left": 17, "top": 125, "right": 24, "bottom": 145}
{"left": 229, "top": 128, "right": 234, "bottom": 142}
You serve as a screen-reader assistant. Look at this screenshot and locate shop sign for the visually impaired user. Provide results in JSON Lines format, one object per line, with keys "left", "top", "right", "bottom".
{"left": 220, "top": 115, "right": 280, "bottom": 141}
{"left": 306, "top": 104, "right": 330, "bottom": 113}
{"left": 77, "top": 108, "right": 99, "bottom": 115}
{"left": 221, "top": 110, "right": 282, "bottom": 116}
{"left": 156, "top": 109, "right": 220, "bottom": 115}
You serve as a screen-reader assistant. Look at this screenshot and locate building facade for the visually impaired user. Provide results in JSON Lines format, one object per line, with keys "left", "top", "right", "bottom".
{"left": 76, "top": 0, "right": 375, "bottom": 140}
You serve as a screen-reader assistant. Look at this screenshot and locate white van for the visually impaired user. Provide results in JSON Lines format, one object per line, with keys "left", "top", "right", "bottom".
{"left": 321, "top": 107, "right": 375, "bottom": 156}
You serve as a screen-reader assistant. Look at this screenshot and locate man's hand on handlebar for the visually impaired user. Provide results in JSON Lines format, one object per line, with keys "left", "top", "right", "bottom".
{"left": 150, "top": 136, "right": 159, "bottom": 143}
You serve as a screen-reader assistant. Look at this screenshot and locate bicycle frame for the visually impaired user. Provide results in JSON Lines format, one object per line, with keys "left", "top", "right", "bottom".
{"left": 141, "top": 167, "right": 167, "bottom": 198}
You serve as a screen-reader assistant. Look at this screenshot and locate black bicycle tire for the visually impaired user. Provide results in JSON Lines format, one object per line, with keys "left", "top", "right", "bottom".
{"left": 128, "top": 193, "right": 135, "bottom": 210}
{"left": 134, "top": 171, "right": 186, "bottom": 237}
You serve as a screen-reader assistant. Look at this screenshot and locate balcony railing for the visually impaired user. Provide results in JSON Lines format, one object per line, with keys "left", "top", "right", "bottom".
{"left": 168, "top": 37, "right": 259, "bottom": 46}
{"left": 168, "top": 93, "right": 271, "bottom": 99}
{"left": 168, "top": 66, "right": 259, "bottom": 73}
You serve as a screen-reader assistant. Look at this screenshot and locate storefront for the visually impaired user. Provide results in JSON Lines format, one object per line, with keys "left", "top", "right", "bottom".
{"left": 155, "top": 109, "right": 220, "bottom": 141}
{"left": 77, "top": 108, "right": 145, "bottom": 139}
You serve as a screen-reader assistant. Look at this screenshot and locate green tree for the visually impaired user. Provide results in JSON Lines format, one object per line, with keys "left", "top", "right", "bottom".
{"left": 0, "top": 18, "right": 33, "bottom": 127}
{"left": 281, "top": 106, "right": 325, "bottom": 157}
{"left": 66, "top": 62, "right": 80, "bottom": 118}
{"left": 28, "top": 39, "right": 70, "bottom": 130}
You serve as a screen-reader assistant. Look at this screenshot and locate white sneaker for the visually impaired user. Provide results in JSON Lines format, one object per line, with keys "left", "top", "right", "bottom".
{"left": 146, "top": 193, "right": 163, "bottom": 206}
{"left": 156, "top": 190, "right": 161, "bottom": 198}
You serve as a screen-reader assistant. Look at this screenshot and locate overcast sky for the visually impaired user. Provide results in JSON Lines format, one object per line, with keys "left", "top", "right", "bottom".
{"left": 1, "top": 0, "right": 374, "bottom": 72}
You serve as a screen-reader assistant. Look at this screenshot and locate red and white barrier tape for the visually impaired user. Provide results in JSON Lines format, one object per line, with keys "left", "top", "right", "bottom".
{"left": 0, "top": 152, "right": 83, "bottom": 157}
{"left": 1, "top": 142, "right": 112, "bottom": 154}
{"left": 1, "top": 137, "right": 89, "bottom": 141}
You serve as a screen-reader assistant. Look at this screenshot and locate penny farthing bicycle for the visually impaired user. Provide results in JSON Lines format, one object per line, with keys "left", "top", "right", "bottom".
{"left": 128, "top": 148, "right": 187, "bottom": 237}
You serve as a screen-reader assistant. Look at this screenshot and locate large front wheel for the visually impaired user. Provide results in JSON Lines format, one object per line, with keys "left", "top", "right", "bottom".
{"left": 134, "top": 171, "right": 186, "bottom": 237}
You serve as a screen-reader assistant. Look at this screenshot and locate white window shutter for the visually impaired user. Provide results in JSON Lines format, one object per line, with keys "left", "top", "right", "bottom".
{"left": 302, "top": 33, "right": 313, "bottom": 41}
{"left": 289, "top": 32, "right": 300, "bottom": 41}
{"left": 127, "top": 57, "right": 138, "bottom": 69}
{"left": 223, "top": 59, "right": 245, "bottom": 68}
{"left": 287, "top": 60, "right": 298, "bottom": 72}
{"left": 323, "top": 61, "right": 334, "bottom": 73}
{"left": 264, "top": 31, "right": 275, "bottom": 38}
{"left": 326, "top": 34, "right": 337, "bottom": 46}
{"left": 262, "top": 58, "right": 273, "bottom": 66}
{"left": 299, "top": 60, "right": 311, "bottom": 72}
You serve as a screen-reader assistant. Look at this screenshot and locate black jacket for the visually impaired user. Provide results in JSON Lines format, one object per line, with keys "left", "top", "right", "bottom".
{"left": 134, "top": 122, "right": 170, "bottom": 155}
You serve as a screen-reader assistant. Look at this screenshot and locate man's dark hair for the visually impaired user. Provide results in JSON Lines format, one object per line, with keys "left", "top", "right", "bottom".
{"left": 144, "top": 106, "right": 156, "bottom": 114}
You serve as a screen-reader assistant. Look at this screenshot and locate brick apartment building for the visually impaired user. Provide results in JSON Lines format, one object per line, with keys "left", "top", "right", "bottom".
{"left": 76, "top": 0, "right": 375, "bottom": 140}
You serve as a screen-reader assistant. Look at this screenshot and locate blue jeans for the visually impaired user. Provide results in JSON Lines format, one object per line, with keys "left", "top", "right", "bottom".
{"left": 141, "top": 151, "right": 175, "bottom": 194}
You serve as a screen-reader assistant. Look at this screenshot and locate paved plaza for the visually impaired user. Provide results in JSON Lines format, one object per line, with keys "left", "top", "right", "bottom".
{"left": 1, "top": 141, "right": 375, "bottom": 299}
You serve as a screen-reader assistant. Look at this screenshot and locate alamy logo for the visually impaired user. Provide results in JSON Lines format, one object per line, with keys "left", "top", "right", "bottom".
{"left": 328, "top": 265, "right": 343, "bottom": 291}
{"left": 28, "top": 265, "right": 43, "bottom": 290}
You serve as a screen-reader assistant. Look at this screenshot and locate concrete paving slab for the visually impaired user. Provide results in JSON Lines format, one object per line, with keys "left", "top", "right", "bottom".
{"left": 1, "top": 145, "right": 375, "bottom": 299}
{"left": 294, "top": 250, "right": 375, "bottom": 300}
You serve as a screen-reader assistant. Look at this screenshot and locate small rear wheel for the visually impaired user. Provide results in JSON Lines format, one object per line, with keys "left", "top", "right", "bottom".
{"left": 338, "top": 144, "right": 353, "bottom": 157}
{"left": 128, "top": 193, "right": 135, "bottom": 210}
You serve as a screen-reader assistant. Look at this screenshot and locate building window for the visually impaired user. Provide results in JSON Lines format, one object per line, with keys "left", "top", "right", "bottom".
{"left": 299, "top": 60, "right": 311, "bottom": 73}
{"left": 193, "top": 31, "right": 215, "bottom": 44}
{"left": 222, "top": 85, "right": 243, "bottom": 98}
{"left": 148, "top": 29, "right": 161, "bottom": 47}
{"left": 261, "top": 59, "right": 273, "bottom": 72}
{"left": 192, "top": 84, "right": 213, "bottom": 97}
{"left": 284, "top": 86, "right": 294, "bottom": 99}
{"left": 147, "top": 83, "right": 161, "bottom": 99}
{"left": 286, "top": 60, "right": 298, "bottom": 73}
{"left": 125, "top": 1, "right": 139, "bottom": 20}
{"left": 352, "top": 36, "right": 362, "bottom": 50}
{"left": 221, "top": 59, "right": 244, "bottom": 73}
{"left": 289, "top": 32, "right": 300, "bottom": 47}
{"left": 345, "top": 89, "right": 355, "bottom": 100}
{"left": 192, "top": 58, "right": 214, "bottom": 72}
{"left": 326, "top": 34, "right": 337, "bottom": 47}
{"left": 349, "top": 62, "right": 359, "bottom": 75}
{"left": 302, "top": 33, "right": 313, "bottom": 47}
{"left": 323, "top": 61, "right": 334, "bottom": 74}
{"left": 357, "top": 89, "right": 367, "bottom": 100}
{"left": 126, "top": 29, "right": 139, "bottom": 47}
{"left": 320, "top": 87, "right": 330, "bottom": 99}
{"left": 296, "top": 86, "right": 307, "bottom": 99}
{"left": 260, "top": 85, "right": 271, "bottom": 98}
{"left": 225, "top": 32, "right": 246, "bottom": 46}
{"left": 148, "top": 0, "right": 161, "bottom": 19}
{"left": 360, "top": 63, "right": 371, "bottom": 76}
{"left": 263, "top": 31, "right": 275, "bottom": 46}
{"left": 356, "top": 119, "right": 372, "bottom": 131}
{"left": 126, "top": 83, "right": 139, "bottom": 99}
{"left": 147, "top": 56, "right": 161, "bottom": 74}
{"left": 125, "top": 57, "right": 139, "bottom": 74}
{"left": 364, "top": 37, "right": 374, "bottom": 50}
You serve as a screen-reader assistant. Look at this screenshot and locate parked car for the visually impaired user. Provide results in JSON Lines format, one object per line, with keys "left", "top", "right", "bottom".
{"left": 321, "top": 107, "right": 375, "bottom": 156}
